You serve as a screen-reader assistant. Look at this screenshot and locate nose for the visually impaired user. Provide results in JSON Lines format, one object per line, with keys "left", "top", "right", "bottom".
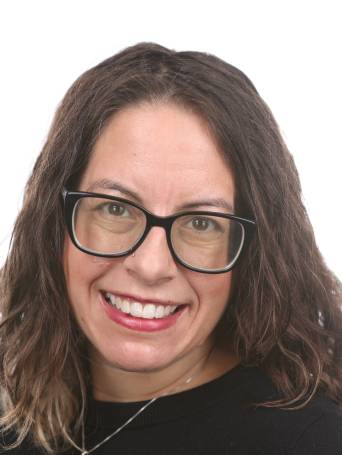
{"left": 123, "top": 226, "right": 178, "bottom": 285}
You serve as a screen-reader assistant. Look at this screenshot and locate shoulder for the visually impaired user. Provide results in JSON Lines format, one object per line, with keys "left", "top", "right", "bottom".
{"left": 284, "top": 395, "right": 342, "bottom": 455}
{"left": 230, "top": 367, "right": 342, "bottom": 454}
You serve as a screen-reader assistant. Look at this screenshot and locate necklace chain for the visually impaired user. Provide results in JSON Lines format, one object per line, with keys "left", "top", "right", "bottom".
{"left": 79, "top": 375, "right": 194, "bottom": 454}
{"left": 80, "top": 396, "right": 158, "bottom": 454}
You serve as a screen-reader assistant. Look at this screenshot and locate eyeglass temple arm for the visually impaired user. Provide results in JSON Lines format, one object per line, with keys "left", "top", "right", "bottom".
{"left": 61, "top": 188, "right": 68, "bottom": 201}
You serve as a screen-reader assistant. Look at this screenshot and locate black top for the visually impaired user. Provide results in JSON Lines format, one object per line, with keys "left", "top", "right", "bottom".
{"left": 2, "top": 364, "right": 342, "bottom": 454}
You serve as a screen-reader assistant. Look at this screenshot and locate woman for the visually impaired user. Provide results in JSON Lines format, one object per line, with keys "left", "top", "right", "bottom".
{"left": 0, "top": 42, "right": 341, "bottom": 454}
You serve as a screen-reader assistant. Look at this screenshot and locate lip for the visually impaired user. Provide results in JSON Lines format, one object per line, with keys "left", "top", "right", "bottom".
{"left": 101, "top": 290, "right": 182, "bottom": 307}
{"left": 100, "top": 292, "right": 187, "bottom": 332}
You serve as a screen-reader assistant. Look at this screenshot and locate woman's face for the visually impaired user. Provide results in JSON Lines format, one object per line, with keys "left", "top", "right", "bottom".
{"left": 63, "top": 102, "right": 235, "bottom": 373}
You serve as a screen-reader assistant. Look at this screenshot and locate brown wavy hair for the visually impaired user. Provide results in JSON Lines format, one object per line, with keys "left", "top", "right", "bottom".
{"left": 1, "top": 42, "right": 341, "bottom": 453}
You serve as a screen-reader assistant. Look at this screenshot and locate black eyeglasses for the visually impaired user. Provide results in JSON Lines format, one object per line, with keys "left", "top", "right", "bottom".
{"left": 62, "top": 189, "right": 256, "bottom": 274}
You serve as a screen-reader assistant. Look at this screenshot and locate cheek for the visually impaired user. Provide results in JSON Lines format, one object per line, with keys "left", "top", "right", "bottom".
{"left": 63, "top": 238, "right": 104, "bottom": 300}
{"left": 188, "top": 271, "right": 232, "bottom": 313}
{"left": 63, "top": 238, "right": 84, "bottom": 290}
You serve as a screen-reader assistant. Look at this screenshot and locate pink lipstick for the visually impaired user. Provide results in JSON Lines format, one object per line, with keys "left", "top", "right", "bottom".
{"left": 100, "top": 292, "right": 187, "bottom": 332}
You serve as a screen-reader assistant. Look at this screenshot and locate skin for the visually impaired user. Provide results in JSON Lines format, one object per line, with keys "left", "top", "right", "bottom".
{"left": 63, "top": 102, "right": 239, "bottom": 402}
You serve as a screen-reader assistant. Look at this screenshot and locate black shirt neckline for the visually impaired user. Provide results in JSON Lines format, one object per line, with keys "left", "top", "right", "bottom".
{"left": 85, "top": 363, "right": 257, "bottom": 429}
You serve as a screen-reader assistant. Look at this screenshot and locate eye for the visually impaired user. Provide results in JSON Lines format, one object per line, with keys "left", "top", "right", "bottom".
{"left": 106, "top": 203, "right": 127, "bottom": 216}
{"left": 189, "top": 216, "right": 220, "bottom": 232}
{"left": 97, "top": 202, "right": 130, "bottom": 217}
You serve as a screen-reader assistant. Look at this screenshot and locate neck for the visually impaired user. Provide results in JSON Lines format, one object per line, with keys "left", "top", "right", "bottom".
{"left": 89, "top": 337, "right": 239, "bottom": 402}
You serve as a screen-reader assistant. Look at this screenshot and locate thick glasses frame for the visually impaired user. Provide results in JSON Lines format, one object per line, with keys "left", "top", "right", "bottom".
{"left": 62, "top": 189, "right": 256, "bottom": 274}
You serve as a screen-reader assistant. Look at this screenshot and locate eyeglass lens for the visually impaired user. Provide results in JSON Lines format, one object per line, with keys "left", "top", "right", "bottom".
{"left": 72, "top": 197, "right": 244, "bottom": 271}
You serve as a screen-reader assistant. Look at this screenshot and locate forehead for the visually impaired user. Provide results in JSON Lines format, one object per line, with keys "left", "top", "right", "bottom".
{"left": 80, "top": 102, "right": 235, "bottom": 212}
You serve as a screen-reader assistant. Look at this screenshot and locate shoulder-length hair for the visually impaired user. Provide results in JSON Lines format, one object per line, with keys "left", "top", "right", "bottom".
{"left": 1, "top": 42, "right": 341, "bottom": 453}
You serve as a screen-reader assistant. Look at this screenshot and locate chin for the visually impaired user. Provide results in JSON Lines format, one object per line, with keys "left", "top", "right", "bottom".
{"left": 93, "top": 342, "right": 178, "bottom": 373}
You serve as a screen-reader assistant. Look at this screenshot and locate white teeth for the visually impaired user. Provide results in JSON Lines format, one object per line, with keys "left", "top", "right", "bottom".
{"left": 143, "top": 304, "right": 156, "bottom": 319}
{"left": 121, "top": 299, "right": 130, "bottom": 314}
{"left": 155, "top": 305, "right": 165, "bottom": 318}
{"left": 130, "top": 302, "right": 143, "bottom": 317}
{"left": 106, "top": 292, "right": 115, "bottom": 306}
{"left": 105, "top": 293, "right": 179, "bottom": 319}
{"left": 115, "top": 296, "right": 123, "bottom": 311}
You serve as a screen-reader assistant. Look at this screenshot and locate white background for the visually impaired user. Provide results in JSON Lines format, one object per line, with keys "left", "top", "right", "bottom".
{"left": 0, "top": 0, "right": 341, "bottom": 279}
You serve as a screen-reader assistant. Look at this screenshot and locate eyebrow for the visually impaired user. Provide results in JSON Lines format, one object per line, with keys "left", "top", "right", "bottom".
{"left": 86, "top": 179, "right": 234, "bottom": 213}
{"left": 86, "top": 179, "right": 144, "bottom": 204}
{"left": 180, "top": 199, "right": 234, "bottom": 213}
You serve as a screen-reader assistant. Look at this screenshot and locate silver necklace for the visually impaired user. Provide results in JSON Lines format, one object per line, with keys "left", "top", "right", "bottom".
{"left": 78, "top": 375, "right": 195, "bottom": 454}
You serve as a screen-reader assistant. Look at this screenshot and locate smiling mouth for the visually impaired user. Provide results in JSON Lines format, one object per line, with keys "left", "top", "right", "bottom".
{"left": 103, "top": 292, "right": 182, "bottom": 319}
